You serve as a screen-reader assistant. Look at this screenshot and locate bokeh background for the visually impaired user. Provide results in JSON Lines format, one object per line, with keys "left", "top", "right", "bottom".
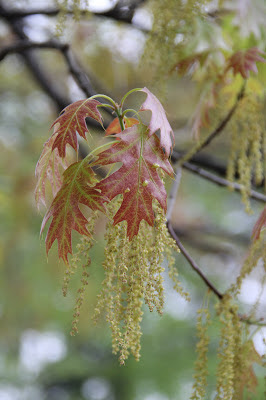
{"left": 0, "top": 1, "right": 265, "bottom": 399}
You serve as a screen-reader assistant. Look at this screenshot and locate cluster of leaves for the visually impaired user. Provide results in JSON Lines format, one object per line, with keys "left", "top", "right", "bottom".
{"left": 173, "top": 47, "right": 266, "bottom": 138}
{"left": 35, "top": 87, "right": 174, "bottom": 264}
{"left": 145, "top": 0, "right": 266, "bottom": 138}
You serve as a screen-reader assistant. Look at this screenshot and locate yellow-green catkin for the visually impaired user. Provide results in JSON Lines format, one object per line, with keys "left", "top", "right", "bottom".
{"left": 143, "top": 0, "right": 210, "bottom": 89}
{"left": 55, "top": 0, "right": 89, "bottom": 35}
{"left": 62, "top": 212, "right": 98, "bottom": 335}
{"left": 190, "top": 298, "right": 211, "bottom": 400}
{"left": 214, "top": 232, "right": 265, "bottom": 399}
{"left": 93, "top": 199, "right": 188, "bottom": 364}
{"left": 215, "top": 295, "right": 239, "bottom": 400}
{"left": 227, "top": 94, "right": 265, "bottom": 213}
{"left": 229, "top": 232, "right": 266, "bottom": 297}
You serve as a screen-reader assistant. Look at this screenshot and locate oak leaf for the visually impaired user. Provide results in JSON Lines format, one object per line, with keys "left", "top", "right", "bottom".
{"left": 139, "top": 87, "right": 174, "bottom": 157}
{"left": 227, "top": 47, "right": 266, "bottom": 79}
{"left": 105, "top": 117, "right": 139, "bottom": 136}
{"left": 171, "top": 51, "right": 209, "bottom": 75}
{"left": 51, "top": 99, "right": 103, "bottom": 158}
{"left": 96, "top": 123, "right": 174, "bottom": 239}
{"left": 35, "top": 127, "right": 68, "bottom": 209}
{"left": 252, "top": 206, "right": 266, "bottom": 240}
{"left": 41, "top": 161, "right": 107, "bottom": 263}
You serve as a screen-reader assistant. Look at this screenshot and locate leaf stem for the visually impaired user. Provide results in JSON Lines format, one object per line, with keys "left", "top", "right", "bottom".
{"left": 122, "top": 108, "right": 141, "bottom": 120}
{"left": 120, "top": 88, "right": 142, "bottom": 108}
{"left": 97, "top": 103, "right": 116, "bottom": 111}
{"left": 85, "top": 140, "right": 117, "bottom": 160}
{"left": 117, "top": 112, "right": 125, "bottom": 131}
{"left": 89, "top": 94, "right": 117, "bottom": 107}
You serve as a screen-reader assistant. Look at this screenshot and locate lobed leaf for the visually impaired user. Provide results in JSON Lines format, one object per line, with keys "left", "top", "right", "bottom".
{"left": 252, "top": 206, "right": 266, "bottom": 240}
{"left": 41, "top": 161, "right": 107, "bottom": 263}
{"left": 35, "top": 128, "right": 68, "bottom": 209}
{"left": 170, "top": 51, "right": 210, "bottom": 75}
{"left": 227, "top": 47, "right": 266, "bottom": 79}
{"left": 139, "top": 87, "right": 174, "bottom": 157}
{"left": 105, "top": 117, "right": 139, "bottom": 136}
{"left": 96, "top": 123, "right": 174, "bottom": 240}
{"left": 51, "top": 98, "right": 103, "bottom": 158}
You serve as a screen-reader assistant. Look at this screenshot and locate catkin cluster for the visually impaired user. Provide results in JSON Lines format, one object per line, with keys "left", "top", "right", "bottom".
{"left": 191, "top": 302, "right": 211, "bottom": 400}
{"left": 215, "top": 296, "right": 241, "bottom": 400}
{"left": 227, "top": 94, "right": 265, "bottom": 212}
{"left": 191, "top": 230, "right": 265, "bottom": 400}
{"left": 144, "top": 0, "right": 210, "bottom": 86}
{"left": 66, "top": 198, "right": 188, "bottom": 364}
{"left": 62, "top": 211, "right": 98, "bottom": 334}
{"left": 93, "top": 199, "right": 188, "bottom": 364}
{"left": 55, "top": 0, "right": 89, "bottom": 35}
{"left": 229, "top": 232, "right": 266, "bottom": 297}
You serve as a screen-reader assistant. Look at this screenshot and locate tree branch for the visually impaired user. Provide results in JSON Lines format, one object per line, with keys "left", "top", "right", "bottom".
{"left": 167, "top": 221, "right": 224, "bottom": 299}
{"left": 0, "top": 0, "right": 147, "bottom": 26}
{"left": 179, "top": 160, "right": 266, "bottom": 203}
{"left": 166, "top": 167, "right": 265, "bottom": 324}
{"left": 179, "top": 82, "right": 246, "bottom": 164}
{"left": 165, "top": 167, "right": 223, "bottom": 299}
{"left": 0, "top": 40, "right": 68, "bottom": 62}
{"left": 167, "top": 222, "right": 266, "bottom": 326}
{"left": 0, "top": 1, "right": 116, "bottom": 117}
{"left": 166, "top": 167, "right": 182, "bottom": 221}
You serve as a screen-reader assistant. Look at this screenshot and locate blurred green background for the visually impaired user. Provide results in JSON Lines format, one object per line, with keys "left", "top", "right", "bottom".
{"left": 0, "top": 1, "right": 265, "bottom": 399}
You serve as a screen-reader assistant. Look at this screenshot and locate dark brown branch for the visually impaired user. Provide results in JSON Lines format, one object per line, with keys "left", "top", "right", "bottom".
{"left": 61, "top": 46, "right": 98, "bottom": 98}
{"left": 167, "top": 221, "right": 224, "bottom": 299}
{"left": 0, "top": 1, "right": 114, "bottom": 117}
{"left": 179, "top": 82, "right": 246, "bottom": 164}
{"left": 172, "top": 150, "right": 227, "bottom": 176}
{"left": 0, "top": 40, "right": 68, "bottom": 62}
{"left": 0, "top": 39, "right": 115, "bottom": 122}
{"left": 0, "top": 0, "right": 147, "bottom": 26}
{"left": 0, "top": 6, "right": 69, "bottom": 112}
{"left": 180, "top": 160, "right": 266, "bottom": 203}
{"left": 167, "top": 223, "right": 266, "bottom": 326}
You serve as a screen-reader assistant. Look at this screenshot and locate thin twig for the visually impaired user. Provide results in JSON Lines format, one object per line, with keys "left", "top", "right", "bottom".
{"left": 0, "top": 38, "right": 112, "bottom": 118}
{"left": 167, "top": 221, "right": 224, "bottom": 299}
{"left": 0, "top": 6, "right": 70, "bottom": 112}
{"left": 0, "top": 0, "right": 147, "bottom": 27}
{"left": 0, "top": 40, "right": 97, "bottom": 97}
{"left": 167, "top": 222, "right": 266, "bottom": 325}
{"left": 166, "top": 167, "right": 182, "bottom": 221}
{"left": 172, "top": 150, "right": 227, "bottom": 175}
{"left": 0, "top": 40, "right": 68, "bottom": 62}
{"left": 172, "top": 150, "right": 265, "bottom": 188}
{"left": 61, "top": 46, "right": 98, "bottom": 98}
{"left": 179, "top": 82, "right": 246, "bottom": 164}
{"left": 181, "top": 161, "right": 266, "bottom": 203}
{"left": 166, "top": 164, "right": 223, "bottom": 300}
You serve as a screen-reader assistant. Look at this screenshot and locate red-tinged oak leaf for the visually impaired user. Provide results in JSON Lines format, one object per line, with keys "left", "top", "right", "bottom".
{"left": 105, "top": 117, "right": 139, "bottom": 136}
{"left": 252, "top": 206, "right": 266, "bottom": 240}
{"left": 95, "top": 123, "right": 174, "bottom": 240}
{"left": 227, "top": 47, "right": 266, "bottom": 79}
{"left": 139, "top": 87, "right": 174, "bottom": 158}
{"left": 191, "top": 84, "right": 217, "bottom": 139}
{"left": 35, "top": 127, "right": 68, "bottom": 209}
{"left": 41, "top": 161, "right": 107, "bottom": 264}
{"left": 124, "top": 116, "right": 139, "bottom": 128}
{"left": 51, "top": 98, "right": 103, "bottom": 158}
{"left": 170, "top": 51, "right": 209, "bottom": 75}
